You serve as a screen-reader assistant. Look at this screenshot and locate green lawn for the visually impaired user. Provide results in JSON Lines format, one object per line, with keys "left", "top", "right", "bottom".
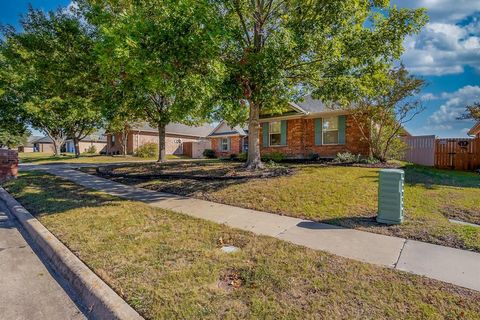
{"left": 3, "top": 171, "right": 480, "bottom": 319}
{"left": 19, "top": 152, "right": 183, "bottom": 164}
{"left": 96, "top": 162, "right": 480, "bottom": 252}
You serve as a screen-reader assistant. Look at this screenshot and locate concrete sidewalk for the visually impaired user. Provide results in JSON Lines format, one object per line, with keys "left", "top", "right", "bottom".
{"left": 0, "top": 199, "right": 85, "bottom": 319}
{"left": 32, "top": 167, "right": 480, "bottom": 292}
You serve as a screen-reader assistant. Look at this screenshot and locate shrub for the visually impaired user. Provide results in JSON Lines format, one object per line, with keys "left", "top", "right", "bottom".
{"left": 85, "top": 145, "right": 97, "bottom": 154}
{"left": 202, "top": 149, "right": 216, "bottom": 159}
{"left": 135, "top": 142, "right": 158, "bottom": 158}
{"left": 335, "top": 152, "right": 361, "bottom": 163}
{"left": 229, "top": 153, "right": 237, "bottom": 160}
{"left": 307, "top": 152, "right": 320, "bottom": 161}
{"left": 261, "top": 152, "right": 285, "bottom": 163}
{"left": 237, "top": 152, "right": 247, "bottom": 162}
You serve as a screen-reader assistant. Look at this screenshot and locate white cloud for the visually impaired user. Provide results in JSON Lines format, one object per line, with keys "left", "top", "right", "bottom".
{"left": 401, "top": 20, "right": 480, "bottom": 75}
{"left": 421, "top": 93, "right": 438, "bottom": 101}
{"left": 392, "top": 0, "right": 480, "bottom": 23}
{"left": 392, "top": 1, "right": 480, "bottom": 76}
{"left": 427, "top": 85, "right": 480, "bottom": 127}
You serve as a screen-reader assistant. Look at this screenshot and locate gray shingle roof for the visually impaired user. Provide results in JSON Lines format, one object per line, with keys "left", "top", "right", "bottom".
{"left": 32, "top": 136, "right": 54, "bottom": 144}
{"left": 132, "top": 122, "right": 214, "bottom": 138}
{"left": 293, "top": 95, "right": 334, "bottom": 114}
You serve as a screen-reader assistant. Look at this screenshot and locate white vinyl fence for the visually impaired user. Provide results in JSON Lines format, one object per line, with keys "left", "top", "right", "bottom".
{"left": 403, "top": 135, "right": 436, "bottom": 166}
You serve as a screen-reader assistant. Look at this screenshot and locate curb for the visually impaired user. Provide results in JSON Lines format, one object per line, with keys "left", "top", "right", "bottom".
{"left": 0, "top": 187, "right": 143, "bottom": 320}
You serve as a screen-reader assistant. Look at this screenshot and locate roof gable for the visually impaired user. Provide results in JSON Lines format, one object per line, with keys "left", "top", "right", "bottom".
{"left": 208, "top": 121, "right": 247, "bottom": 137}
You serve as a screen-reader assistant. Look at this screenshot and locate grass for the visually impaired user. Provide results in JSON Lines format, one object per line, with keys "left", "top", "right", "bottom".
{"left": 3, "top": 171, "right": 480, "bottom": 319}
{"left": 18, "top": 152, "right": 185, "bottom": 164}
{"left": 94, "top": 162, "right": 480, "bottom": 252}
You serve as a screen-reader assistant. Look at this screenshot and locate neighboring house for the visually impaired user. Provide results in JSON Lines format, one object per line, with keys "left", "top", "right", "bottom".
{"left": 208, "top": 122, "right": 248, "bottom": 157}
{"left": 18, "top": 136, "right": 43, "bottom": 153}
{"left": 64, "top": 133, "right": 107, "bottom": 154}
{"left": 32, "top": 136, "right": 55, "bottom": 153}
{"left": 208, "top": 96, "right": 369, "bottom": 158}
{"left": 106, "top": 122, "right": 213, "bottom": 157}
{"left": 468, "top": 122, "right": 480, "bottom": 138}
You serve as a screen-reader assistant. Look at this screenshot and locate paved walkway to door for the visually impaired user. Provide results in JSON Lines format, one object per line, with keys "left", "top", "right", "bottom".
{"left": 24, "top": 166, "right": 480, "bottom": 292}
{"left": 0, "top": 198, "right": 85, "bottom": 319}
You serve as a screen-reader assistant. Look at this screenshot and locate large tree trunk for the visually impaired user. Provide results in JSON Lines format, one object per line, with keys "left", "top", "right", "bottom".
{"left": 157, "top": 123, "right": 166, "bottom": 163}
{"left": 246, "top": 101, "right": 264, "bottom": 170}
{"left": 52, "top": 139, "right": 62, "bottom": 157}
{"left": 73, "top": 137, "right": 80, "bottom": 158}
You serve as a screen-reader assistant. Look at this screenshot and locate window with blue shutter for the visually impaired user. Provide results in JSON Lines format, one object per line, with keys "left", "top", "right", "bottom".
{"left": 338, "top": 115, "right": 346, "bottom": 145}
{"left": 262, "top": 123, "right": 269, "bottom": 147}
{"left": 280, "top": 120, "right": 287, "bottom": 145}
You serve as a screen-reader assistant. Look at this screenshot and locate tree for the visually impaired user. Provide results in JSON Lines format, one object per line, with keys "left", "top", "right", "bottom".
{"left": 217, "top": 0, "right": 427, "bottom": 169}
{"left": 83, "top": 0, "right": 225, "bottom": 162}
{"left": 0, "top": 6, "right": 102, "bottom": 157}
{"left": 346, "top": 66, "right": 425, "bottom": 162}
{"left": 458, "top": 102, "right": 480, "bottom": 121}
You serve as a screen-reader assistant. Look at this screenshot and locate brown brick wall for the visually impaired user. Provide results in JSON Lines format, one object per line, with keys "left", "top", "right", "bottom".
{"left": 0, "top": 149, "right": 18, "bottom": 183}
{"left": 211, "top": 136, "right": 243, "bottom": 157}
{"left": 260, "top": 116, "right": 369, "bottom": 158}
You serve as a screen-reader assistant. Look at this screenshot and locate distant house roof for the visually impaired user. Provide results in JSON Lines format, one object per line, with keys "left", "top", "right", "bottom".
{"left": 32, "top": 136, "right": 54, "bottom": 144}
{"left": 21, "top": 136, "right": 44, "bottom": 147}
{"left": 468, "top": 122, "right": 480, "bottom": 136}
{"left": 207, "top": 121, "right": 248, "bottom": 137}
{"left": 131, "top": 122, "right": 214, "bottom": 138}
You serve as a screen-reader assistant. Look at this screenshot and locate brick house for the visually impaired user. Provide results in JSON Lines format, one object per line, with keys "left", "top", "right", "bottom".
{"left": 468, "top": 122, "right": 480, "bottom": 138}
{"left": 106, "top": 122, "right": 213, "bottom": 157}
{"left": 208, "top": 96, "right": 369, "bottom": 158}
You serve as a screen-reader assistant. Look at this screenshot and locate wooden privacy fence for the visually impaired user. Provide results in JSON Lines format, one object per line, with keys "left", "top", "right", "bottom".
{"left": 403, "top": 135, "right": 436, "bottom": 166}
{"left": 435, "top": 138, "right": 480, "bottom": 171}
{"left": 404, "top": 136, "right": 480, "bottom": 170}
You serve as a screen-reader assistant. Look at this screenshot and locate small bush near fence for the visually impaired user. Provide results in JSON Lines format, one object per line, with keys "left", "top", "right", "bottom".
{"left": 335, "top": 152, "right": 380, "bottom": 165}
{"left": 261, "top": 152, "right": 285, "bottom": 163}
{"left": 135, "top": 143, "right": 158, "bottom": 158}
{"left": 237, "top": 152, "right": 247, "bottom": 162}
{"left": 85, "top": 145, "right": 97, "bottom": 154}
{"left": 202, "top": 149, "right": 216, "bottom": 159}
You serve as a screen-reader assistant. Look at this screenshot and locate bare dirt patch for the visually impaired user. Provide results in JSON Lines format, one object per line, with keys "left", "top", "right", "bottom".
{"left": 442, "top": 206, "right": 480, "bottom": 225}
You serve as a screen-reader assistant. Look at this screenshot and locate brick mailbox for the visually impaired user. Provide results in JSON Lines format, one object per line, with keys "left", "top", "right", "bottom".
{"left": 0, "top": 149, "right": 19, "bottom": 183}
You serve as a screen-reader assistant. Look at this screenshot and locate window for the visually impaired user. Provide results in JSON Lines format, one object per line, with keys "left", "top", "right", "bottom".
{"left": 269, "top": 121, "right": 282, "bottom": 146}
{"left": 110, "top": 135, "right": 115, "bottom": 147}
{"left": 221, "top": 138, "right": 229, "bottom": 151}
{"left": 322, "top": 117, "right": 339, "bottom": 144}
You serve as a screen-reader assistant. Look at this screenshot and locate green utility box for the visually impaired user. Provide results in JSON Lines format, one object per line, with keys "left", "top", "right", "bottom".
{"left": 377, "top": 169, "right": 404, "bottom": 225}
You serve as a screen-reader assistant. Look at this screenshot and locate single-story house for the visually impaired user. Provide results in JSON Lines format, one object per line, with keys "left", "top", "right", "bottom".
{"left": 208, "top": 96, "right": 369, "bottom": 158}
{"left": 64, "top": 133, "right": 107, "bottom": 154}
{"left": 32, "top": 136, "right": 55, "bottom": 153}
{"left": 18, "top": 136, "right": 43, "bottom": 153}
{"left": 468, "top": 122, "right": 480, "bottom": 138}
{"left": 106, "top": 122, "right": 213, "bottom": 157}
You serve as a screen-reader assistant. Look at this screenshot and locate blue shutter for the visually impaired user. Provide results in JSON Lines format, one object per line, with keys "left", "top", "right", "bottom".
{"left": 280, "top": 120, "right": 287, "bottom": 145}
{"left": 315, "top": 118, "right": 323, "bottom": 145}
{"left": 262, "top": 122, "right": 269, "bottom": 147}
{"left": 338, "top": 115, "right": 346, "bottom": 145}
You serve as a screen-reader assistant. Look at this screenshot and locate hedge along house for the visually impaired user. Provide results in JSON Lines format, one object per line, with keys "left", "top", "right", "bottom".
{"left": 106, "top": 122, "right": 213, "bottom": 157}
{"left": 208, "top": 96, "right": 369, "bottom": 159}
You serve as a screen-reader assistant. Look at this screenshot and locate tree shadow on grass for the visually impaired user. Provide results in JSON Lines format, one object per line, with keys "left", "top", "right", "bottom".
{"left": 402, "top": 164, "right": 480, "bottom": 189}
{"left": 3, "top": 171, "right": 121, "bottom": 217}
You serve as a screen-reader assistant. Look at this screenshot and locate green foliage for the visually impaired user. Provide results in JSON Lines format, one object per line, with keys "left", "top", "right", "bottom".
{"left": 237, "top": 152, "right": 247, "bottom": 162}
{"left": 84, "top": 0, "right": 225, "bottom": 161}
{"left": 307, "top": 153, "right": 321, "bottom": 161}
{"left": 261, "top": 152, "right": 285, "bottom": 163}
{"left": 135, "top": 143, "right": 158, "bottom": 158}
{"left": 0, "top": 129, "right": 29, "bottom": 149}
{"left": 85, "top": 145, "right": 97, "bottom": 154}
{"left": 216, "top": 0, "right": 427, "bottom": 167}
{"left": 202, "top": 149, "right": 217, "bottom": 159}
{"left": 346, "top": 66, "right": 425, "bottom": 162}
{"left": 458, "top": 102, "right": 480, "bottom": 121}
{"left": 1, "top": 6, "right": 103, "bottom": 155}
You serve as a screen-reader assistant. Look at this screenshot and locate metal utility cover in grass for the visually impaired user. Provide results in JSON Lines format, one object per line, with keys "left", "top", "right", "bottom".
{"left": 377, "top": 169, "right": 404, "bottom": 225}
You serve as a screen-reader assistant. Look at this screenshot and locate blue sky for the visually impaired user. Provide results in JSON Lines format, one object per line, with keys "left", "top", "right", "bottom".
{"left": 1, "top": 1, "right": 479, "bottom": 138}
